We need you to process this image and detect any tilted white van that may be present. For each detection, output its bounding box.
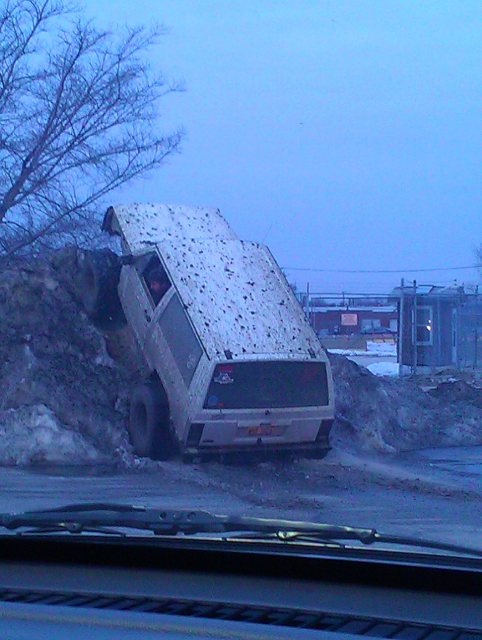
[78,204,335,461]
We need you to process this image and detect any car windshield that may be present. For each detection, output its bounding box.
[1,0,482,564]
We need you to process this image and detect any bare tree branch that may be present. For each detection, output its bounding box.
[0,0,184,254]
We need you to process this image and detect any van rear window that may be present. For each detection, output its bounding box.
[204,361,329,409]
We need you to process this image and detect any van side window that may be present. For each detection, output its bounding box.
[142,256,171,306]
[159,293,203,386]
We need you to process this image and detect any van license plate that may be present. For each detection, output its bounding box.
[248,426,273,436]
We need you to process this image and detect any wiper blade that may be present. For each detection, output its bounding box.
[0,503,231,536]
[0,503,379,538]
[1,502,482,559]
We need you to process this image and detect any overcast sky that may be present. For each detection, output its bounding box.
[85,1,482,293]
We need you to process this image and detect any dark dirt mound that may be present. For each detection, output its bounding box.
[427,379,482,407]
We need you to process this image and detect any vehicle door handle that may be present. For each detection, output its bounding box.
[144,310,151,323]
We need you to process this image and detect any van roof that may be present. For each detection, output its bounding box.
[104,203,237,252]
[104,204,325,360]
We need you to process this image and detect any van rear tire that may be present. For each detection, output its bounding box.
[128,382,177,460]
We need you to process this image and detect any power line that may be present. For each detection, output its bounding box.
[283,265,481,274]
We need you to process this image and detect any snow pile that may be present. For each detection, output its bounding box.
[367,362,399,377]
[0,404,102,465]
[328,348,366,356]
[366,341,396,356]
[328,341,396,358]
[0,250,144,467]
[329,353,482,454]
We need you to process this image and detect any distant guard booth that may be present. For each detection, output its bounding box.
[391,281,482,373]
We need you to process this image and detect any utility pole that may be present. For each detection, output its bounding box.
[412,280,418,376]
[305,283,312,327]
[399,278,404,376]
[475,285,479,369]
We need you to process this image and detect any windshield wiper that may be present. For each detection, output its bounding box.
[1,502,482,558]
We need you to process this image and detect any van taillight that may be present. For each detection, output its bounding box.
[186,423,205,446]
[316,419,333,442]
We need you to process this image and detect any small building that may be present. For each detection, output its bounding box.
[391,283,482,371]
[294,291,398,337]
[311,305,398,337]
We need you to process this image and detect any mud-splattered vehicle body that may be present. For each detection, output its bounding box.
[80,204,334,461]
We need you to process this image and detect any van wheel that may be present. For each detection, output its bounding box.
[78,249,126,329]
[128,383,177,460]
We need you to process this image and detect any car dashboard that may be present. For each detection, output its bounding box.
[0,535,481,639]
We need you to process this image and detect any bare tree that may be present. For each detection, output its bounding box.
[0,0,184,255]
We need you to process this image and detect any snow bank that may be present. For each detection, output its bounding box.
[0,405,103,465]
[0,250,144,467]
[367,362,399,377]
[328,341,396,357]
[328,352,482,454]
[366,341,396,356]
[328,348,366,356]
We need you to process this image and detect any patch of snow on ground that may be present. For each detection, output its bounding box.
[328,341,397,358]
[0,405,103,466]
[328,348,366,356]
[367,362,400,377]
[366,341,397,356]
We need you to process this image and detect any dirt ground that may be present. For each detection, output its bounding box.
[1,444,481,551]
